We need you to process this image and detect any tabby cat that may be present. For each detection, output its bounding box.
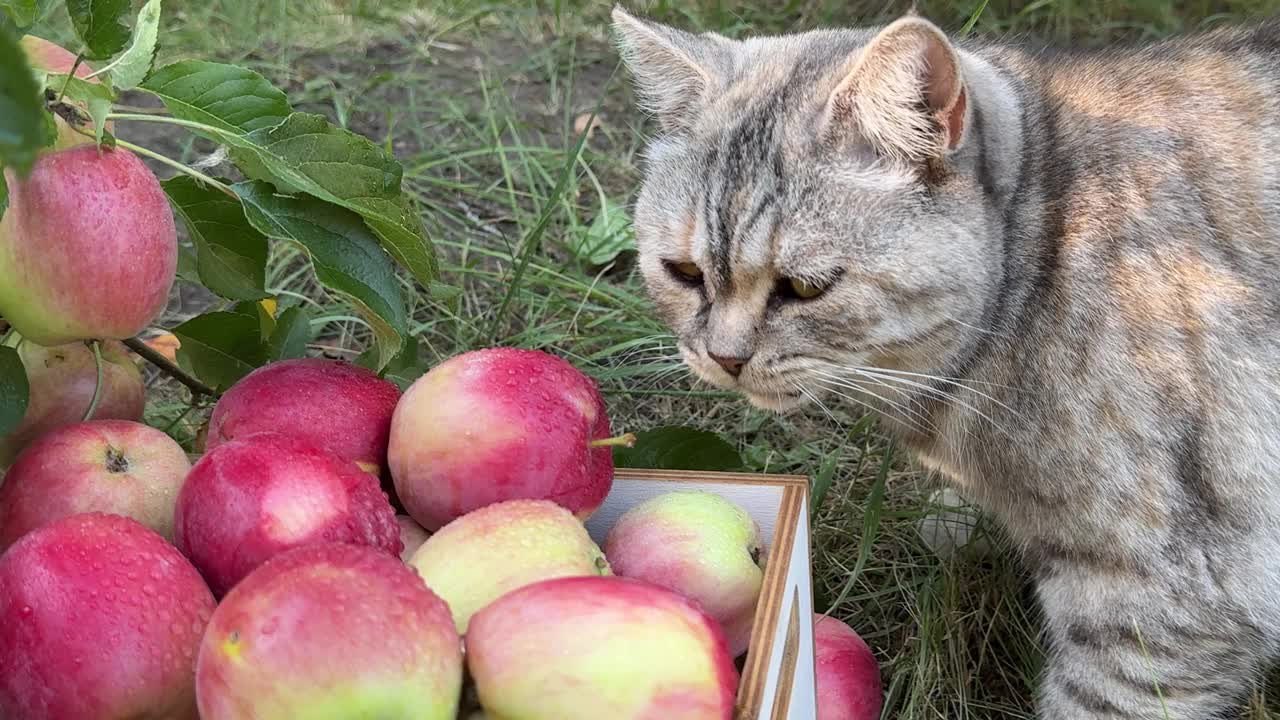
[612,6,1280,718]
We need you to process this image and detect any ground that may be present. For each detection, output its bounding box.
[26,1,1280,717]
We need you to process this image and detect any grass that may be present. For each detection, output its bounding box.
[29,0,1280,717]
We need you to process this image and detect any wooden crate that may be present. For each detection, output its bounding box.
[584,469,817,719]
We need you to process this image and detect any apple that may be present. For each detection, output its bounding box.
[604,490,764,657]
[0,144,177,346]
[173,432,402,597]
[408,499,611,633]
[388,347,618,531]
[0,512,216,720]
[396,514,429,563]
[466,576,738,720]
[813,614,883,720]
[0,339,145,468]
[19,35,115,150]
[206,358,402,476]
[196,541,463,720]
[0,419,191,551]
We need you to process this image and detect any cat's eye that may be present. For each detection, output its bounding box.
[781,276,828,300]
[664,260,704,286]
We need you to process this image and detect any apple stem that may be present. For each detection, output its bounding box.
[123,337,217,398]
[81,340,104,423]
[589,433,637,449]
[55,53,86,104]
[111,139,239,200]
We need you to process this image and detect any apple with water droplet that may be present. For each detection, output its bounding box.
[0,419,191,551]
[0,144,177,346]
[388,348,625,531]
[408,499,611,634]
[813,613,883,720]
[196,542,463,720]
[206,358,402,477]
[604,490,764,657]
[466,575,738,719]
[173,432,402,597]
[0,512,216,720]
[0,339,145,468]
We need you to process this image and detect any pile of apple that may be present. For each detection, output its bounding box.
[0,34,883,720]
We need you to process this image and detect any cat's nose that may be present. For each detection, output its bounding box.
[709,352,752,377]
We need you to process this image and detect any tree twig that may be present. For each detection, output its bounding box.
[123,337,217,397]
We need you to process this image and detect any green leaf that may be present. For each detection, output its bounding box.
[175,244,198,283]
[0,171,7,221]
[225,113,436,287]
[65,0,130,60]
[138,60,292,134]
[172,311,268,392]
[267,306,311,361]
[230,299,275,339]
[0,0,37,28]
[378,338,425,391]
[0,25,52,175]
[103,0,160,90]
[232,180,407,371]
[576,196,635,266]
[162,175,269,301]
[45,71,114,145]
[0,345,29,435]
[612,426,744,472]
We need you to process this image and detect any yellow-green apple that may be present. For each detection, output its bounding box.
[0,339,145,467]
[0,144,177,346]
[396,514,429,563]
[388,347,619,531]
[195,541,463,720]
[173,432,401,597]
[407,499,611,633]
[0,419,191,551]
[466,576,738,720]
[604,490,764,657]
[813,614,883,720]
[0,512,215,720]
[19,35,115,150]
[206,358,402,476]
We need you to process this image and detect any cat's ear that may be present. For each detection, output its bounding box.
[611,6,729,133]
[825,16,969,164]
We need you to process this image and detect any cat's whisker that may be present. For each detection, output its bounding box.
[858,366,1024,419]
[811,377,933,436]
[790,380,843,427]
[850,368,1017,439]
[809,369,939,434]
[810,373,939,436]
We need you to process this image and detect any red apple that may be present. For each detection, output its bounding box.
[0,339,145,468]
[407,499,611,633]
[0,419,191,551]
[604,490,764,658]
[813,614,883,720]
[388,348,616,531]
[396,514,429,563]
[0,144,177,346]
[196,542,463,719]
[173,432,401,597]
[19,35,115,150]
[206,358,402,476]
[0,512,216,720]
[466,576,738,719]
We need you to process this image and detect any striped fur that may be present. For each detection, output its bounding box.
[614,6,1280,717]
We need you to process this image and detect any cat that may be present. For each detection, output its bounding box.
[611,5,1280,718]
